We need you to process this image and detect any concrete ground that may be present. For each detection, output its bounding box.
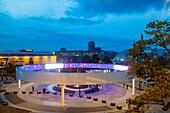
[0,106,31,113]
[0,82,132,113]
[1,78,169,113]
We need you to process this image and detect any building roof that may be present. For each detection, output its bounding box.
[112,50,128,62]
[0,52,55,56]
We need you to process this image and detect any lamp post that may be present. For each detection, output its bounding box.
[132,78,135,95]
[61,84,65,108]
[18,79,21,91]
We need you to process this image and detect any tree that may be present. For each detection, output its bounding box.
[7,57,17,74]
[91,54,101,63]
[71,56,77,63]
[127,20,170,112]
[29,58,34,64]
[81,55,91,63]
[102,56,112,64]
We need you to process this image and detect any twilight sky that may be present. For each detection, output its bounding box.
[0,0,169,52]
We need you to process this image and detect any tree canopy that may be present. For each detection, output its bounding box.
[127,20,170,112]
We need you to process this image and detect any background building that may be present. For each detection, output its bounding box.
[112,50,129,65]
[88,41,95,51]
[0,52,57,78]
[0,52,56,66]
[0,41,118,64]
[55,41,117,63]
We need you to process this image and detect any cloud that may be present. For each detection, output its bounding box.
[0,0,167,52]
[0,0,76,19]
[0,0,165,26]
[57,17,104,26]
[0,12,99,41]
[67,0,165,18]
[0,13,64,39]
[1,0,164,19]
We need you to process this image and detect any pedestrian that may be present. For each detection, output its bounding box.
[91,88,94,93]
[126,85,128,89]
[32,86,34,91]
[123,83,125,88]
[78,89,81,96]
[6,77,8,81]
[43,88,46,93]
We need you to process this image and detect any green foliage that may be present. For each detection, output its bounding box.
[101,56,112,64]
[81,55,112,64]
[91,54,101,63]
[145,20,170,52]
[6,57,18,74]
[29,58,34,64]
[81,55,91,63]
[127,20,170,112]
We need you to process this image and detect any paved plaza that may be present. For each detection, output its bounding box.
[0,77,169,113]
[0,81,132,113]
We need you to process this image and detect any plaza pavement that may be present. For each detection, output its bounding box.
[1,78,169,113]
[0,81,132,113]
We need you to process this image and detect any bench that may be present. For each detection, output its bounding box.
[93,98,98,101]
[2,102,8,106]
[110,103,116,106]
[14,91,18,94]
[29,91,33,94]
[69,93,73,97]
[87,96,91,99]
[37,92,41,94]
[79,95,83,98]
[22,91,26,94]
[53,92,57,95]
[102,100,106,103]
[4,92,9,95]
[117,106,122,110]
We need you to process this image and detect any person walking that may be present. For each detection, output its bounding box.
[123,83,125,88]
[32,86,34,91]
[126,85,128,89]
[78,89,81,96]
[43,88,46,93]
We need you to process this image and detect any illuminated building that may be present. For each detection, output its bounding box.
[0,52,57,66]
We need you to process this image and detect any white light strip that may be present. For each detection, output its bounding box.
[113,65,128,71]
[45,63,64,69]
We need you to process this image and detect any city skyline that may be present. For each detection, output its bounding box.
[0,0,169,52]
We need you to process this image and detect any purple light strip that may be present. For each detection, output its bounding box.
[17,63,129,71]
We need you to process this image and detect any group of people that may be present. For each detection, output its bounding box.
[32,86,82,96]
[1,76,9,81]
[31,86,48,93]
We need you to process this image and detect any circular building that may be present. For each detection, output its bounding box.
[16,63,129,107]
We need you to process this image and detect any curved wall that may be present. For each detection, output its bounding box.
[16,63,129,85]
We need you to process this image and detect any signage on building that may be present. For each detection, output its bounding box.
[0,58,8,68]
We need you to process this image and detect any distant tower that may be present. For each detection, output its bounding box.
[60,47,66,51]
[88,41,95,51]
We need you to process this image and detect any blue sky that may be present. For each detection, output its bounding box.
[0,0,169,52]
